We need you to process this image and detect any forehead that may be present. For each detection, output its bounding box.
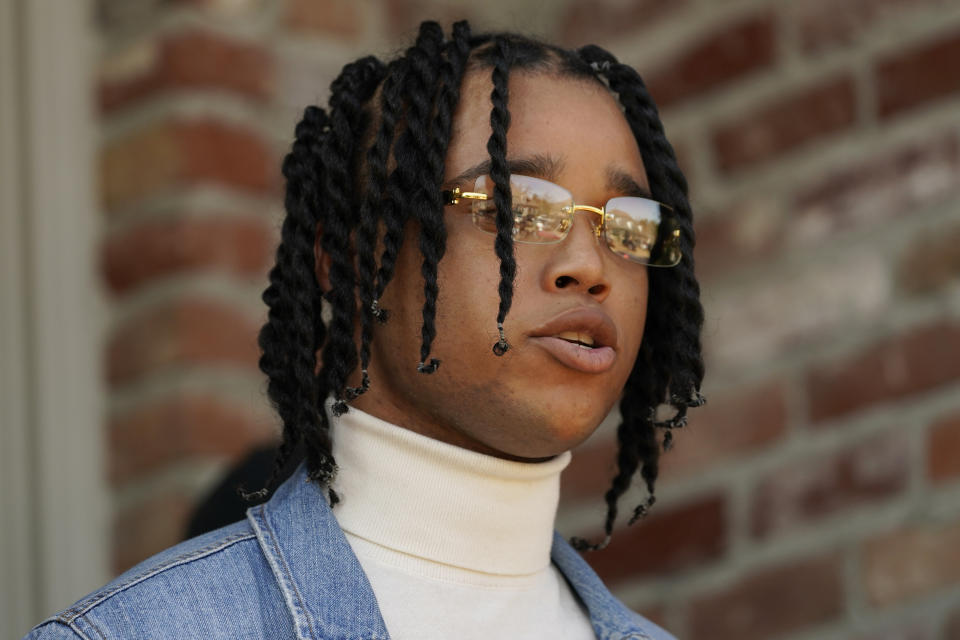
[444,71,647,190]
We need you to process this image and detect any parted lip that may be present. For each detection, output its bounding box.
[528,307,619,351]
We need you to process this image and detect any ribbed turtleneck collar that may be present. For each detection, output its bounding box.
[328,405,570,576]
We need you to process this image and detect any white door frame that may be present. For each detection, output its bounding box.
[0,0,109,635]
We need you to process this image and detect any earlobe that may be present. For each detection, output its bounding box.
[314,223,333,293]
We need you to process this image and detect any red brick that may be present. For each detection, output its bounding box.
[862,519,960,606]
[285,0,362,38]
[928,409,960,484]
[107,299,261,385]
[791,133,960,247]
[114,491,194,573]
[585,493,727,584]
[797,0,948,55]
[103,216,274,294]
[807,322,960,423]
[751,430,909,539]
[645,14,777,109]
[661,380,788,479]
[898,223,960,295]
[100,31,274,112]
[876,29,960,119]
[712,76,857,173]
[177,121,278,194]
[101,120,278,212]
[557,0,687,49]
[110,395,276,484]
[686,553,844,640]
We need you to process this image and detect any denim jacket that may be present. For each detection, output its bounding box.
[26,464,675,640]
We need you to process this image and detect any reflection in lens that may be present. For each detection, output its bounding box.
[472,175,573,243]
[604,197,661,264]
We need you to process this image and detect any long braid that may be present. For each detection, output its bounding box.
[390,22,447,374]
[320,57,385,420]
[253,105,331,499]
[487,37,516,356]
[371,60,412,319]
[412,20,473,373]
[351,59,408,400]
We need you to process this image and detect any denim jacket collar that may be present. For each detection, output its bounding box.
[248,464,659,640]
[247,464,390,640]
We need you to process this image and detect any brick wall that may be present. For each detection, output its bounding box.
[96,0,960,637]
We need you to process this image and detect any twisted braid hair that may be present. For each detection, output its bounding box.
[255,22,705,549]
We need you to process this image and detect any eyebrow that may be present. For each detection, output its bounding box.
[448,153,653,199]
[606,167,653,199]
[449,153,564,185]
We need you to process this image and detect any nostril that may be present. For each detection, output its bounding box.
[588,284,605,296]
[555,275,576,288]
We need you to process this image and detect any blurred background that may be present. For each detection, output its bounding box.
[3,0,960,638]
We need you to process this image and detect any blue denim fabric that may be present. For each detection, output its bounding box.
[25,464,675,640]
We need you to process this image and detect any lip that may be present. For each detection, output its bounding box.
[528,307,619,374]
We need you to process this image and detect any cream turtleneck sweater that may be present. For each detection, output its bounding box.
[329,406,596,640]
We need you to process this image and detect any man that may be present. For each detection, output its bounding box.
[27,20,704,640]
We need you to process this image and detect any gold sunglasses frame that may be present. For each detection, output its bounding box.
[441,178,683,267]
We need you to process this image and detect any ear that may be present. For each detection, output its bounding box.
[314,223,333,293]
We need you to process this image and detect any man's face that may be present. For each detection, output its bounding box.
[350,70,650,460]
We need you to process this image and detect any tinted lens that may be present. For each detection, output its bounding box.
[604,197,680,267]
[472,175,573,243]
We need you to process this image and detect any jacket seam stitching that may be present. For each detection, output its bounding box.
[82,616,107,640]
[57,531,256,622]
[253,504,319,640]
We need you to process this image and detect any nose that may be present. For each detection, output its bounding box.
[542,211,610,301]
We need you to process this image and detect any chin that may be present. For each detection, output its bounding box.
[501,409,606,460]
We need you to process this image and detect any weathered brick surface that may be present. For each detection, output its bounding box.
[876,29,960,119]
[107,299,262,385]
[110,395,276,484]
[712,75,857,173]
[100,31,274,112]
[586,493,727,584]
[807,322,960,424]
[862,519,960,607]
[113,491,194,574]
[693,199,784,280]
[897,223,960,295]
[558,0,685,47]
[685,553,844,640]
[101,120,278,211]
[790,133,960,248]
[751,430,910,539]
[285,0,362,37]
[927,409,960,484]
[705,250,891,370]
[645,14,777,109]
[102,216,274,294]
[660,380,788,479]
[795,0,948,54]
